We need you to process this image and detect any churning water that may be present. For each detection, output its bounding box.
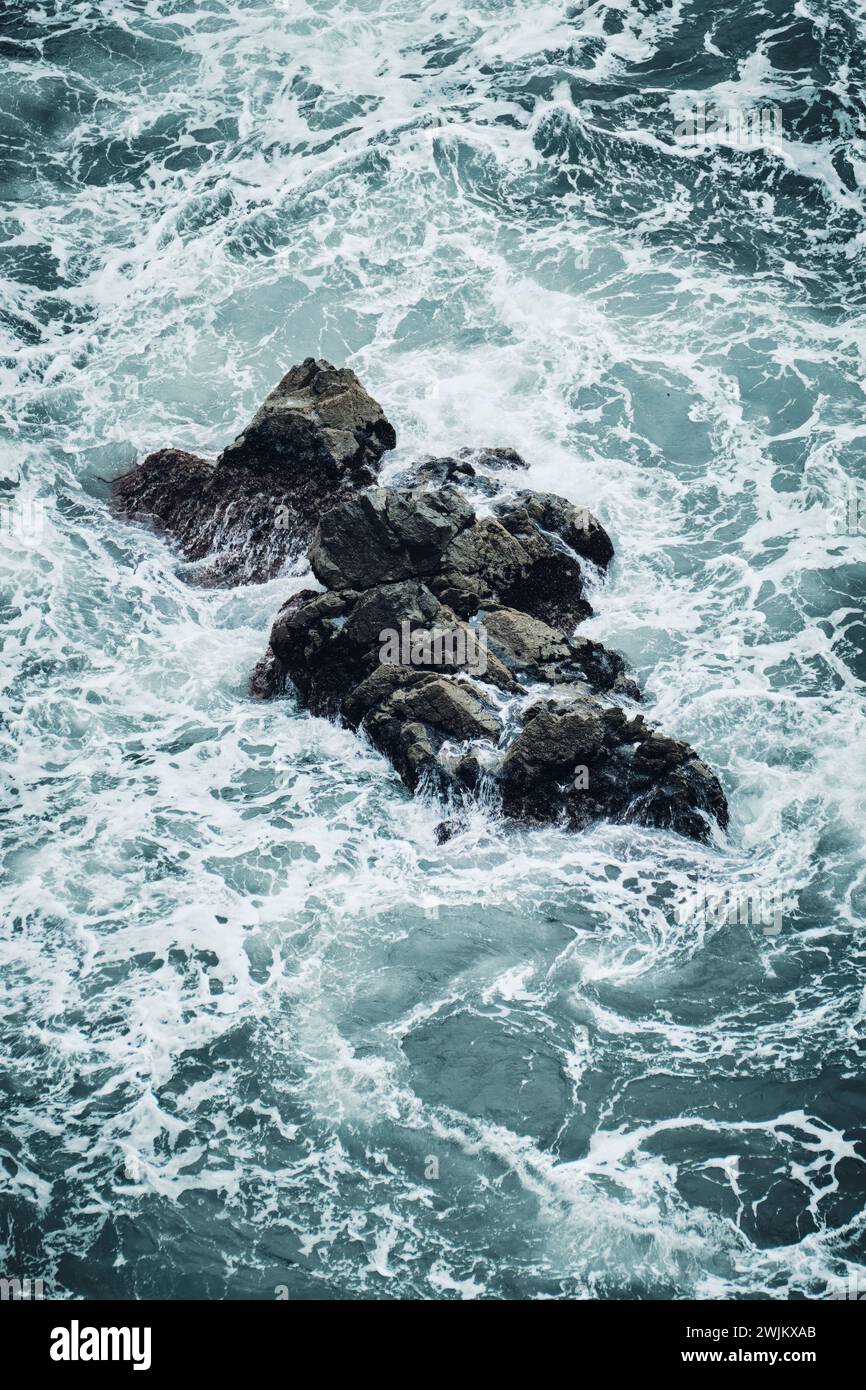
[1,0,865,1300]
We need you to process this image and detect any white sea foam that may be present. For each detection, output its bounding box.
[0,0,864,1300]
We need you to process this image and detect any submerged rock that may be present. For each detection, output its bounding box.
[393,446,527,496]
[111,358,395,586]
[112,360,728,842]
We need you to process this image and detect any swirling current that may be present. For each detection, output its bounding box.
[0,0,865,1300]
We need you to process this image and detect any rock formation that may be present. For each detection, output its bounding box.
[113,359,728,842]
[111,358,395,586]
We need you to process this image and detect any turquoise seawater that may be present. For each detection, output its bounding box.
[0,0,864,1299]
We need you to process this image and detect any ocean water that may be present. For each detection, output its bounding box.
[1,0,865,1301]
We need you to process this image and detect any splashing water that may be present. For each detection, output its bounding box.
[1,0,864,1299]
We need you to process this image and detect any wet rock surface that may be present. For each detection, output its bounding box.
[114,361,727,841]
[493,491,615,571]
[111,358,396,587]
[500,698,729,840]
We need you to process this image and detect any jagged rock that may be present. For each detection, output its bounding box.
[481,607,639,697]
[268,584,376,717]
[458,446,526,472]
[493,491,614,570]
[247,471,729,838]
[111,359,395,586]
[483,607,571,673]
[435,517,530,604]
[434,819,460,844]
[364,675,501,791]
[219,357,394,477]
[249,645,286,701]
[394,676,500,742]
[262,575,520,719]
[395,446,527,495]
[308,486,474,590]
[500,698,728,839]
[442,513,592,631]
[249,485,728,838]
[567,637,642,700]
[342,662,435,728]
[310,485,595,631]
[109,359,727,843]
[393,454,495,496]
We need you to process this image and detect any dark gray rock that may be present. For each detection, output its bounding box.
[262,574,520,720]
[109,360,726,843]
[251,469,726,840]
[111,359,395,587]
[457,446,526,471]
[500,698,728,839]
[308,486,474,590]
[364,675,501,791]
[219,357,395,478]
[434,819,460,844]
[437,512,591,632]
[307,483,596,631]
[494,491,614,570]
[342,662,434,729]
[481,606,638,696]
[483,607,572,675]
[395,446,527,495]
